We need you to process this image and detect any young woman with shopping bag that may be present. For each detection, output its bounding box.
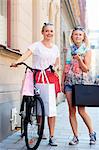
[11,22,61,146]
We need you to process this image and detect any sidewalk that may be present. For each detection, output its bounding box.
[0,100,99,150]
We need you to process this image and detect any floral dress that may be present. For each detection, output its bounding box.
[64,43,91,86]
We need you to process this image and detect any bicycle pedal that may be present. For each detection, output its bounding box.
[19,112,23,116]
[19,112,25,118]
[21,133,25,138]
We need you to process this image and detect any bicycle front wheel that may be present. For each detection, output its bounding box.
[24,96,45,150]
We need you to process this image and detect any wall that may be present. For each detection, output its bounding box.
[0,48,23,140]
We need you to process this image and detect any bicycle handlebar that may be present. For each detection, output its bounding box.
[16,62,36,72]
[16,62,55,73]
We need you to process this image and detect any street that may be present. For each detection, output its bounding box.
[0,100,99,150]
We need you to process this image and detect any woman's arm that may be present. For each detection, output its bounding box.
[54,57,61,71]
[11,49,32,67]
[73,50,91,72]
[61,53,67,92]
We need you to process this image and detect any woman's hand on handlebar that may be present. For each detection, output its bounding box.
[10,62,18,67]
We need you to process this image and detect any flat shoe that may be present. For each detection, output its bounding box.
[42,134,47,140]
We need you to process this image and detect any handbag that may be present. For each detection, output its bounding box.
[21,69,34,96]
[72,84,99,107]
[72,70,99,107]
[36,71,56,117]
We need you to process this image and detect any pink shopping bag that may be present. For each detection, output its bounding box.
[21,70,34,96]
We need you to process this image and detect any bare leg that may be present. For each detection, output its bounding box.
[48,116,58,146]
[78,107,94,133]
[47,116,56,137]
[37,116,47,139]
[66,91,78,137]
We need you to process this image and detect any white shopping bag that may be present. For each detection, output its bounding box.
[21,70,34,96]
[36,71,56,117]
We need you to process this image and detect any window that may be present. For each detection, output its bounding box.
[0,0,7,46]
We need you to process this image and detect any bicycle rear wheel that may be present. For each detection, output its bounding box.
[24,96,45,150]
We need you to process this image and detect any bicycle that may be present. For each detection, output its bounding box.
[17,62,46,150]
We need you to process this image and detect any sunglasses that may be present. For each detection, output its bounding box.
[73,27,85,31]
[44,22,53,26]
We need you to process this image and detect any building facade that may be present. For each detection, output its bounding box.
[0,0,86,140]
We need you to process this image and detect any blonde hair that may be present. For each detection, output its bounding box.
[69,28,90,48]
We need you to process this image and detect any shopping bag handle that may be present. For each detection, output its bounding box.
[43,71,49,83]
[37,70,49,84]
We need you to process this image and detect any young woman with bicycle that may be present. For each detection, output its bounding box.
[11,22,61,147]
